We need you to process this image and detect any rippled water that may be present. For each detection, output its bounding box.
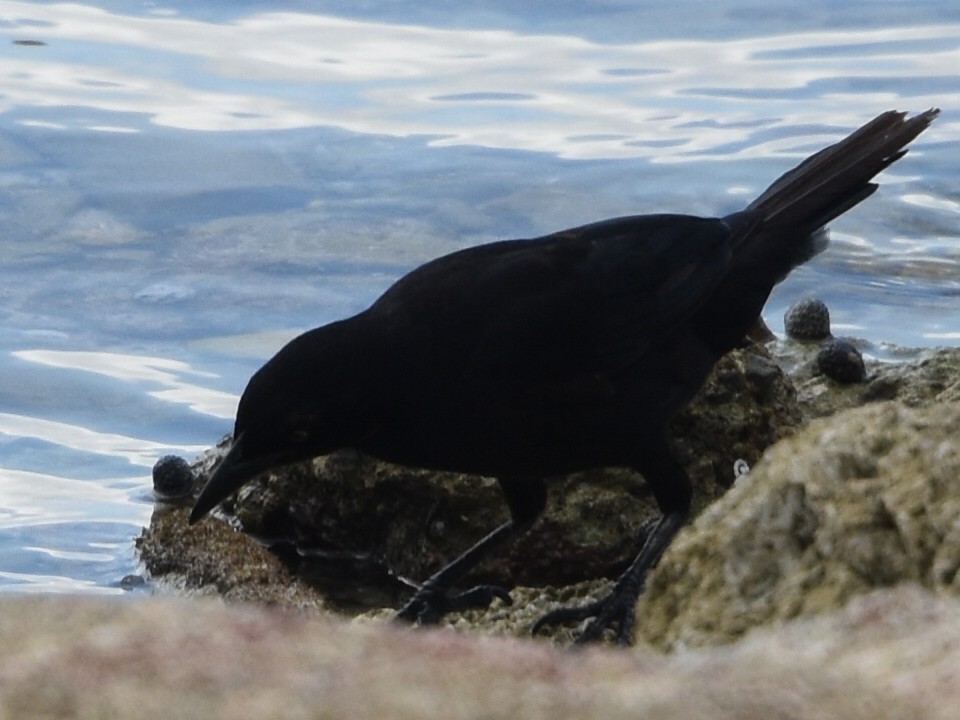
[0,1,958,594]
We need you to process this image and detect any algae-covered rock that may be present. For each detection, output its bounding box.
[635,400,960,650]
[136,507,330,611]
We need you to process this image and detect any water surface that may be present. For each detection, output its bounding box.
[0,0,958,593]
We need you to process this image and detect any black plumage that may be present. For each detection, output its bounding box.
[190,109,938,643]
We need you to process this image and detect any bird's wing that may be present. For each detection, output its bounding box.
[375,213,736,382]
[569,214,736,371]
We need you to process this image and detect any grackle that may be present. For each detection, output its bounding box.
[190,109,938,644]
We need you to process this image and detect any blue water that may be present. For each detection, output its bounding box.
[0,0,958,594]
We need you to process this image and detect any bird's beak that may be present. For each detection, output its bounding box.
[189,432,271,524]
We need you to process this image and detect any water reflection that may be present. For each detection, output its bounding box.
[13,350,237,419]
[0,569,125,594]
[0,467,141,527]
[0,348,227,590]
[1,3,955,158]
[903,194,960,215]
[0,412,205,468]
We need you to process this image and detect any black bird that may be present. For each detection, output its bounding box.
[190,109,938,644]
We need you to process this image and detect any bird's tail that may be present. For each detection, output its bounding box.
[747,108,940,240]
[701,109,938,353]
[725,108,939,280]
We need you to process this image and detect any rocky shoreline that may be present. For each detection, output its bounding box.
[3,335,960,717]
[136,340,960,641]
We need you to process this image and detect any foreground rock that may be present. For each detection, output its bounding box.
[0,587,958,720]
[636,400,960,649]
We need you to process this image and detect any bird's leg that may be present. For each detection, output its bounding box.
[395,477,546,625]
[532,511,687,644]
[394,520,518,624]
[532,443,691,645]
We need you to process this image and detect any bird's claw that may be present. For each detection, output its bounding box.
[395,583,513,625]
[532,593,636,646]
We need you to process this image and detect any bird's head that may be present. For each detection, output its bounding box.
[189,320,377,524]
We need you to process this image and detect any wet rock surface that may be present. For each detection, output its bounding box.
[136,507,330,611]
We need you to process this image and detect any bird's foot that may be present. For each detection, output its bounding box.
[534,511,687,645]
[394,581,513,625]
[532,586,637,646]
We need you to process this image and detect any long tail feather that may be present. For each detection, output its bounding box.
[748,109,940,233]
